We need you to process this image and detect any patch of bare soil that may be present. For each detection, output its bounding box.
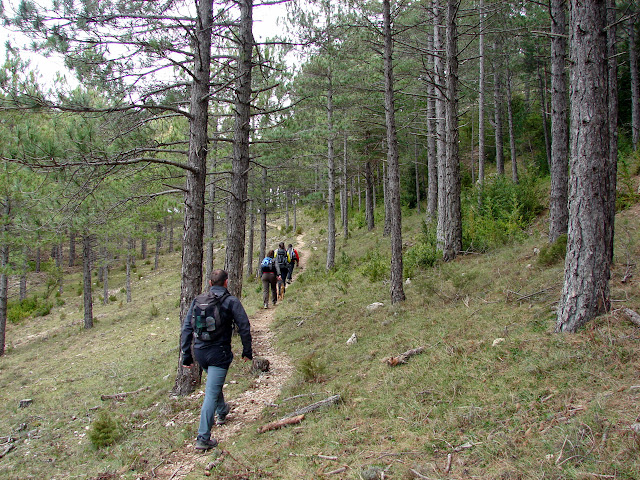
[149,236,308,480]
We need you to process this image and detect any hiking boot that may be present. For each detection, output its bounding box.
[195,437,218,450]
[216,403,231,425]
[263,303,268,309]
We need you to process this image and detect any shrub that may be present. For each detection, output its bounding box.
[538,234,567,266]
[358,249,388,283]
[150,304,159,317]
[297,354,326,383]
[295,226,303,235]
[109,295,117,302]
[404,222,439,277]
[89,411,122,449]
[7,297,53,324]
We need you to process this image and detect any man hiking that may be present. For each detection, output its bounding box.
[180,269,253,450]
[275,242,290,295]
[286,243,299,284]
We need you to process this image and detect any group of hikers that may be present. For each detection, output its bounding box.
[259,242,300,309]
[179,241,301,450]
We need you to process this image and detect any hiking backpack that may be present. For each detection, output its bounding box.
[275,249,290,269]
[191,291,230,341]
[260,256,274,273]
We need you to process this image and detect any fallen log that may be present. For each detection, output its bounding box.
[101,386,149,401]
[384,346,426,366]
[283,394,341,419]
[0,443,15,459]
[621,308,640,327]
[257,414,304,434]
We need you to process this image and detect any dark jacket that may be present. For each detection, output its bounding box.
[180,285,253,369]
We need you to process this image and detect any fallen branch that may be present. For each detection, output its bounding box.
[0,443,15,459]
[100,386,149,401]
[384,346,426,366]
[205,449,228,472]
[283,394,341,418]
[324,466,347,475]
[257,414,304,434]
[621,308,640,327]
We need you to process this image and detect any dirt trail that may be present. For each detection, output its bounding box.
[151,236,308,479]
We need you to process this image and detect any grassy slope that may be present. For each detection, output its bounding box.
[1,201,640,480]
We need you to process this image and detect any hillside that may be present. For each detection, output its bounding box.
[1,201,640,480]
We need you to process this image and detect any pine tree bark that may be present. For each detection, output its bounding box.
[174,0,214,396]
[365,161,375,231]
[205,140,217,283]
[440,0,462,261]
[0,198,9,356]
[247,201,255,277]
[556,0,616,332]
[629,8,640,151]
[82,233,94,329]
[477,0,486,188]
[69,231,76,267]
[506,63,518,183]
[326,74,336,271]
[225,0,254,296]
[342,131,349,240]
[434,0,447,249]
[383,0,406,304]
[426,22,438,219]
[126,238,132,303]
[549,0,569,243]
[492,37,504,176]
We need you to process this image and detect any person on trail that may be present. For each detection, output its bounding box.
[274,242,290,294]
[286,243,299,284]
[260,249,280,309]
[180,269,253,451]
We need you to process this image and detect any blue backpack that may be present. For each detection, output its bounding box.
[261,256,274,273]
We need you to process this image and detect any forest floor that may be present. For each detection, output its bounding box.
[151,235,308,480]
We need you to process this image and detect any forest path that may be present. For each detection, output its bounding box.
[151,234,308,479]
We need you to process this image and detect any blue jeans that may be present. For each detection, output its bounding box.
[197,365,228,441]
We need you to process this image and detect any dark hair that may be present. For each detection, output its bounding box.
[288,244,293,248]
[210,269,228,286]
[279,242,285,249]
[267,249,274,258]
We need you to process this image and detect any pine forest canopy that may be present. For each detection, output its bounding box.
[0,0,633,359]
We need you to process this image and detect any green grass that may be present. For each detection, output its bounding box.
[2,202,640,479]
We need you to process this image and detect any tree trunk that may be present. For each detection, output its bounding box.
[285,190,290,230]
[225,0,253,297]
[492,37,504,176]
[247,201,255,277]
[426,17,438,220]
[556,0,615,332]
[549,0,569,243]
[630,7,640,151]
[173,0,214,396]
[141,237,147,260]
[382,158,390,237]
[205,140,216,283]
[440,0,462,261]
[538,62,552,171]
[20,246,27,301]
[102,245,109,306]
[383,0,406,304]
[154,223,162,270]
[0,199,9,356]
[365,161,375,231]
[478,0,486,187]
[414,136,421,213]
[82,233,94,329]
[260,167,267,266]
[342,131,349,240]
[506,62,518,183]
[69,231,76,267]
[605,0,618,275]
[434,0,447,250]
[126,237,132,303]
[326,73,336,271]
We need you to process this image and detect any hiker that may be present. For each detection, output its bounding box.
[286,243,299,284]
[275,242,290,294]
[180,269,253,451]
[260,249,279,309]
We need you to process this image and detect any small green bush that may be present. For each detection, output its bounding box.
[7,297,53,324]
[295,226,303,235]
[108,295,117,302]
[538,234,567,266]
[150,304,159,317]
[358,249,388,283]
[404,222,439,277]
[89,411,122,449]
[297,354,326,383]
